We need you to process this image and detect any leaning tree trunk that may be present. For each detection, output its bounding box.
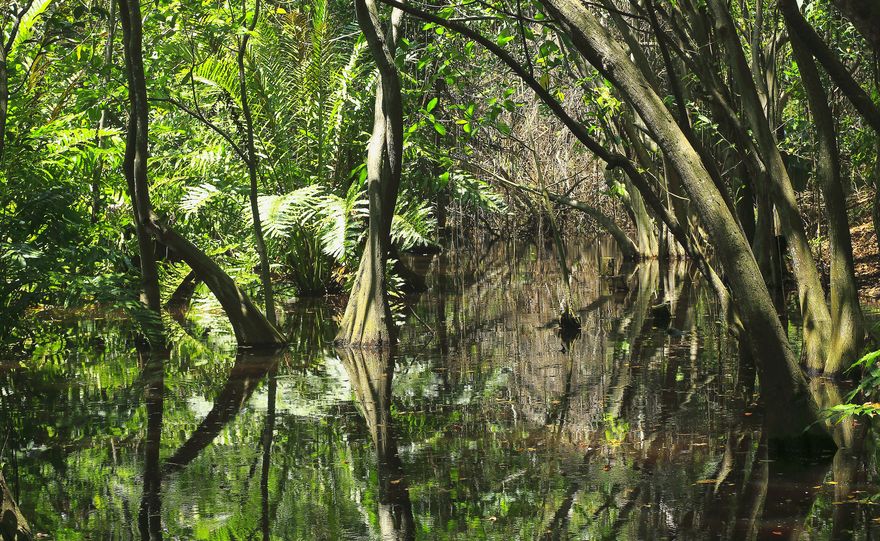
[117,0,283,347]
[540,0,820,438]
[336,0,404,347]
[1,471,32,541]
[706,0,833,371]
[788,23,864,374]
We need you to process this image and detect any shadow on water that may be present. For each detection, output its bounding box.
[2,239,880,539]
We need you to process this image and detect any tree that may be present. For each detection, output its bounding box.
[335,0,405,347]
[115,0,283,347]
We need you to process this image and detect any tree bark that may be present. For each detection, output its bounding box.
[146,219,284,346]
[1,471,32,541]
[118,0,163,344]
[336,0,404,347]
[540,0,820,438]
[788,24,864,374]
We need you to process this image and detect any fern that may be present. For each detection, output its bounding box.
[391,199,437,251]
[7,0,54,62]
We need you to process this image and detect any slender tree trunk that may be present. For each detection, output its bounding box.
[0,52,8,162]
[540,0,820,438]
[789,26,864,374]
[117,0,163,332]
[336,0,404,347]
[92,0,116,223]
[617,116,659,258]
[237,0,276,327]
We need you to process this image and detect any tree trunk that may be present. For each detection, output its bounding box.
[540,0,820,438]
[117,0,283,347]
[1,471,32,541]
[788,25,864,374]
[146,219,284,346]
[336,0,404,347]
[238,0,277,328]
[706,0,833,371]
[0,53,8,162]
[118,0,163,345]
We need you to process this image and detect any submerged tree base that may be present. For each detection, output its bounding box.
[146,216,285,348]
[1,471,32,541]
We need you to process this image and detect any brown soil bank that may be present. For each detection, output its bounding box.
[852,221,880,301]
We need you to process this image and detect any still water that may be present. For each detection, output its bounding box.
[2,241,879,539]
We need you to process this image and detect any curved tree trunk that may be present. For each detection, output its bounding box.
[145,219,285,346]
[788,22,864,374]
[336,0,404,347]
[117,0,283,348]
[540,0,820,438]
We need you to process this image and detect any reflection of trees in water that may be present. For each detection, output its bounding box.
[138,352,163,540]
[339,348,415,541]
[5,241,880,538]
[404,242,878,538]
[133,351,281,538]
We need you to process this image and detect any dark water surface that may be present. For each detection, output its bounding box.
[3,241,880,539]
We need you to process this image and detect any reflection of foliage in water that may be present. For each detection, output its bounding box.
[2,242,880,538]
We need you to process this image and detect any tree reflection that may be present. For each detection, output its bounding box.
[338,348,415,540]
[137,352,164,540]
